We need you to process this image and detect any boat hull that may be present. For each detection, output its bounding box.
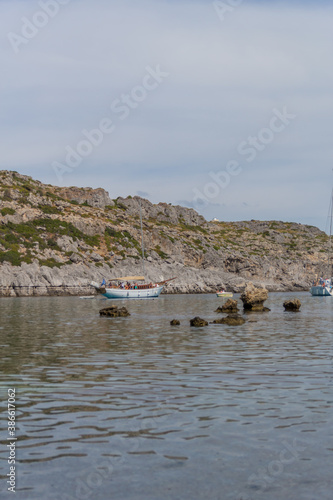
[216,292,233,297]
[102,285,164,299]
[310,285,333,297]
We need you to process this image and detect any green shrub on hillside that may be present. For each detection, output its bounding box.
[38,205,61,215]
[179,223,208,234]
[31,219,100,247]
[1,219,100,251]
[154,245,168,259]
[1,207,15,216]
[0,250,21,266]
[47,238,61,251]
[38,258,63,268]
[104,227,140,252]
[111,199,127,210]
[2,190,12,201]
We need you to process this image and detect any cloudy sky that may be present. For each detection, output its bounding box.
[1,0,333,231]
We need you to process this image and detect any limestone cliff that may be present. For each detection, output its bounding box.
[0,170,329,296]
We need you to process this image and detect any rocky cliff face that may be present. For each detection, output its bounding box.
[0,170,330,296]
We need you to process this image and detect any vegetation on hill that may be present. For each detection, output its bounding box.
[0,170,329,289]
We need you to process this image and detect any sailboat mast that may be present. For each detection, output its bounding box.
[329,188,333,279]
[139,199,146,277]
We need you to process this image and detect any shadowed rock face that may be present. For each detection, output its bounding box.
[116,196,205,227]
[99,306,130,317]
[216,299,239,314]
[211,314,245,326]
[170,319,180,325]
[190,317,208,327]
[283,299,301,311]
[57,187,113,208]
[240,282,269,311]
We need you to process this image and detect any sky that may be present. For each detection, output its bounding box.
[1,0,333,231]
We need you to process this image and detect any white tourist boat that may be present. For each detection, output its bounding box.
[310,279,333,296]
[310,186,333,297]
[91,276,172,299]
[91,199,176,299]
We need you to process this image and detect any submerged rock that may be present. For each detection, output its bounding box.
[211,314,245,326]
[99,305,130,317]
[215,299,239,314]
[190,317,208,327]
[244,306,271,313]
[170,319,180,325]
[240,282,269,311]
[283,299,301,311]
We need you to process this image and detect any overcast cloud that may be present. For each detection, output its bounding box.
[1,0,333,230]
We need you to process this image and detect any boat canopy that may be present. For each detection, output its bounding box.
[113,276,145,281]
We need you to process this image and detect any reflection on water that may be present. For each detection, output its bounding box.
[0,293,332,499]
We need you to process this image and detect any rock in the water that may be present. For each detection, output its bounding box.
[244,306,271,313]
[190,316,208,327]
[212,314,245,326]
[99,305,130,317]
[240,282,269,311]
[283,299,301,311]
[170,319,180,325]
[215,299,239,314]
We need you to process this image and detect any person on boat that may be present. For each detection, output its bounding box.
[101,278,106,286]
[134,282,138,289]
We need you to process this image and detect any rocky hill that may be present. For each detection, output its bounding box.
[0,170,330,296]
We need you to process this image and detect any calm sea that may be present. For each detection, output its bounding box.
[0,293,332,500]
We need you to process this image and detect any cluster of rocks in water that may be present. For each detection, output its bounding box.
[98,283,302,327]
[99,305,130,317]
[211,314,245,326]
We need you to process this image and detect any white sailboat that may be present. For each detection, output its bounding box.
[310,187,333,296]
[91,276,168,299]
[310,279,332,296]
[91,199,175,299]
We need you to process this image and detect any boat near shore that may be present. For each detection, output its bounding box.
[216,290,233,298]
[310,279,333,296]
[91,276,175,299]
[91,199,176,299]
[310,186,333,297]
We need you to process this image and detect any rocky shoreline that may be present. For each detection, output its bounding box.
[0,260,310,297]
[0,170,329,297]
